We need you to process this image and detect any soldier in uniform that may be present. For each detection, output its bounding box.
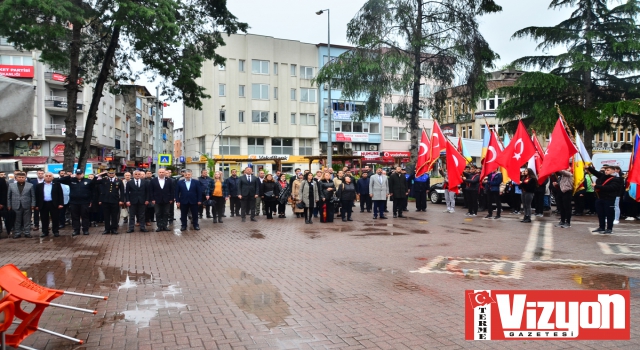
[59,169,97,236]
[97,168,125,234]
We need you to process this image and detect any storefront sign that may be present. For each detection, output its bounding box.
[441,123,456,137]
[248,154,290,161]
[14,141,43,156]
[381,151,410,162]
[52,100,83,110]
[353,151,381,159]
[0,65,34,78]
[475,111,497,118]
[52,143,65,156]
[336,133,369,142]
[333,111,353,121]
[126,161,135,167]
[51,73,66,82]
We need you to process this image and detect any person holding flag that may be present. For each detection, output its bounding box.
[484,168,503,219]
[415,129,432,177]
[552,168,574,228]
[587,164,623,234]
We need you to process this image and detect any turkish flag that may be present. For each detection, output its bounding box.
[415,129,431,177]
[479,130,502,183]
[538,118,578,179]
[495,121,536,184]
[427,120,444,172]
[532,131,545,160]
[446,139,467,193]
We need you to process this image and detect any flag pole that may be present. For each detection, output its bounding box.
[555,104,576,141]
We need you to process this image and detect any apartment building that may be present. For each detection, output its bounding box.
[120,85,154,169]
[1,37,117,170]
[173,127,183,166]
[161,117,174,159]
[183,34,320,175]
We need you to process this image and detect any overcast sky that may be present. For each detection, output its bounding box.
[141,0,573,128]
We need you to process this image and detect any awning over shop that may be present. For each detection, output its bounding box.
[52,156,102,163]
[2,156,49,166]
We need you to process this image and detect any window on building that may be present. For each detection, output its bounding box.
[273,87,278,99]
[219,84,226,96]
[353,122,363,133]
[239,59,245,72]
[102,124,107,136]
[369,123,380,134]
[341,121,352,132]
[251,59,269,74]
[136,112,142,124]
[300,88,317,103]
[272,138,293,154]
[273,112,278,124]
[612,129,618,142]
[290,64,297,76]
[300,113,315,125]
[239,85,245,97]
[218,64,225,70]
[291,113,296,124]
[384,127,409,140]
[252,84,269,100]
[619,129,625,142]
[239,111,245,123]
[136,98,142,110]
[219,110,226,122]
[462,127,467,139]
[299,139,313,155]
[301,66,314,79]
[384,103,396,116]
[251,110,269,123]
[0,55,32,65]
[273,63,278,75]
[627,129,632,143]
[468,126,473,139]
[110,127,114,138]
[0,37,11,46]
[248,138,265,154]
[333,121,342,132]
[219,136,240,155]
[290,89,296,100]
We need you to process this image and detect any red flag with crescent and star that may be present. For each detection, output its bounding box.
[495,121,536,184]
[445,139,467,194]
[538,118,578,180]
[479,130,502,185]
[426,120,444,172]
[415,129,431,177]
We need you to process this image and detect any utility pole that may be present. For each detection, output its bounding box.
[154,86,160,172]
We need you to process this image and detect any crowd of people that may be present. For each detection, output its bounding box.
[0,162,632,238]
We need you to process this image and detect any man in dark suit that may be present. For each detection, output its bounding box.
[0,175,7,237]
[34,172,64,237]
[238,167,260,222]
[150,168,175,232]
[175,169,202,231]
[97,168,125,234]
[30,170,45,232]
[125,170,149,233]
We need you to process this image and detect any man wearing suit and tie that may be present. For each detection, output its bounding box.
[34,172,64,238]
[238,167,260,222]
[7,172,36,238]
[125,170,149,233]
[175,169,202,231]
[149,168,175,232]
[369,167,390,220]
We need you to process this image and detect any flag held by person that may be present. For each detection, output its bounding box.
[479,129,502,183]
[627,134,640,201]
[538,118,578,180]
[426,120,444,172]
[445,139,467,194]
[575,133,592,165]
[415,129,431,177]
[458,137,472,163]
[495,121,536,184]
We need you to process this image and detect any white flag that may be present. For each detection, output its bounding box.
[575,133,592,164]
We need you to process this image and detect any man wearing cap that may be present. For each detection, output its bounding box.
[97,168,125,234]
[59,169,97,236]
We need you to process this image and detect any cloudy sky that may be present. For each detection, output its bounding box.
[143,0,573,127]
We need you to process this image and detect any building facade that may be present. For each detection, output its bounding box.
[173,127,183,166]
[183,34,320,175]
[161,117,174,159]
[120,85,154,170]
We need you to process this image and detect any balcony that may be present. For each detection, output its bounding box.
[45,124,65,136]
[115,129,122,139]
[45,96,83,115]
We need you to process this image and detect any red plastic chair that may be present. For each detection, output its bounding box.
[0,264,107,349]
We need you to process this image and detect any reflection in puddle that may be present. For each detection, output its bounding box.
[120,284,187,328]
[573,273,630,290]
[351,232,407,237]
[118,275,138,291]
[227,268,290,328]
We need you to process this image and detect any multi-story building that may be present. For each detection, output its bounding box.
[173,127,183,166]
[161,117,174,159]
[317,44,382,167]
[184,34,320,175]
[1,37,117,170]
[120,85,154,170]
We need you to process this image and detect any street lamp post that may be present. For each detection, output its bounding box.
[317,9,332,170]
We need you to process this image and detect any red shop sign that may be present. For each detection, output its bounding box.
[0,65,34,78]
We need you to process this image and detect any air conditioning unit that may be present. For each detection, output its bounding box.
[344,142,353,149]
[324,107,330,115]
[369,145,378,151]
[603,142,610,148]
[613,142,621,149]
[323,84,329,90]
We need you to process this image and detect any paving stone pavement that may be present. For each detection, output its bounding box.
[1,206,640,349]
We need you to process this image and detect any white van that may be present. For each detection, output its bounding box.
[591,152,632,172]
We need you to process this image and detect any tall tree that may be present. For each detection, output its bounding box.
[314,0,501,168]
[0,0,247,170]
[497,0,640,154]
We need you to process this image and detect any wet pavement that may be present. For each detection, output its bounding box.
[1,206,640,349]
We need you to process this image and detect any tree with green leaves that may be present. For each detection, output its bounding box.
[497,0,640,154]
[0,0,247,170]
[314,0,501,168]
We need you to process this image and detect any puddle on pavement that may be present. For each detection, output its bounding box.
[249,229,265,239]
[573,272,632,290]
[364,223,399,227]
[412,229,430,234]
[227,268,291,328]
[351,232,407,237]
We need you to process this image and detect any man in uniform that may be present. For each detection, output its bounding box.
[98,168,125,234]
[59,169,96,236]
[411,171,430,212]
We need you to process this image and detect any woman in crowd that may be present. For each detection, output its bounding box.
[291,173,305,218]
[298,172,319,224]
[210,171,228,224]
[313,170,324,218]
[336,175,356,221]
[318,172,337,223]
[520,168,538,223]
[277,174,289,218]
[260,174,280,220]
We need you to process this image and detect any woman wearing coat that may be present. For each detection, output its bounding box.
[260,174,281,220]
[298,172,320,224]
[318,172,337,223]
[277,174,289,218]
[336,175,357,221]
[291,173,305,218]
